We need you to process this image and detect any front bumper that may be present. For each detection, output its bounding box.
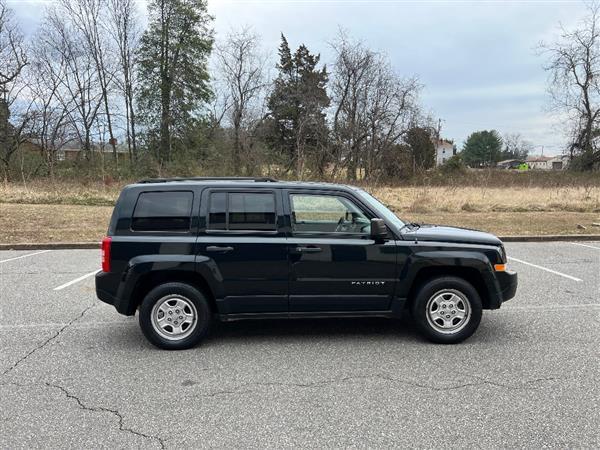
[496,270,518,303]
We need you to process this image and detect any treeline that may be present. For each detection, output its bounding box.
[2,0,598,183]
[0,0,437,182]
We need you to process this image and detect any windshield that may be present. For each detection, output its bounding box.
[356,189,405,230]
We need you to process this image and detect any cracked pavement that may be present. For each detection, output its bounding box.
[0,244,599,448]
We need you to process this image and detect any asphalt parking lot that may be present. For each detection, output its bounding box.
[0,242,598,449]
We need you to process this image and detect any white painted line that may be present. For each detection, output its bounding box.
[571,242,600,251]
[53,270,100,291]
[507,257,583,282]
[0,250,51,264]
[0,320,132,330]
[502,304,599,311]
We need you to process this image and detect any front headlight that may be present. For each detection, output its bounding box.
[499,245,507,263]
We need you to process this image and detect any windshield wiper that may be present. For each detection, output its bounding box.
[400,222,421,232]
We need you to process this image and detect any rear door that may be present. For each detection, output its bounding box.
[196,188,288,314]
[285,190,397,312]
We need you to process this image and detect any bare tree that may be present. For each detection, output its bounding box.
[329,33,376,178]
[502,133,532,160]
[106,0,141,161]
[58,0,119,160]
[0,79,35,181]
[0,0,28,180]
[215,27,267,172]
[38,8,104,161]
[540,2,600,170]
[26,39,74,178]
[0,1,27,91]
[330,31,421,180]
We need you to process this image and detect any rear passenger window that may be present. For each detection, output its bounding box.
[132,191,193,232]
[208,192,276,231]
[208,192,226,230]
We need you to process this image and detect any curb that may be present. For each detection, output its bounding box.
[1,235,599,250]
[498,234,600,242]
[0,242,99,250]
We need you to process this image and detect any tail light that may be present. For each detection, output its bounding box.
[101,236,112,272]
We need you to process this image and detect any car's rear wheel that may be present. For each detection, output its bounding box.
[139,282,211,350]
[411,276,482,344]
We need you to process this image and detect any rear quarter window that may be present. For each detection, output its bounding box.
[131,191,193,232]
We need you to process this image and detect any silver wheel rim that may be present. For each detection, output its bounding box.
[151,295,198,341]
[425,289,471,335]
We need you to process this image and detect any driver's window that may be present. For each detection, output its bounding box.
[290,194,370,235]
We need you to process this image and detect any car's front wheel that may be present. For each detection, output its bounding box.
[139,282,212,350]
[411,276,482,344]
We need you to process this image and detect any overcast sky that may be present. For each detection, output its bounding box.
[7,0,590,155]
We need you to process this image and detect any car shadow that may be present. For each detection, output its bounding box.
[103,313,504,350]
[207,316,417,343]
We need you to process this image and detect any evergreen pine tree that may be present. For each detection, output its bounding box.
[137,0,213,163]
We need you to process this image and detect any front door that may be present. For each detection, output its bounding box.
[196,188,288,314]
[286,191,397,312]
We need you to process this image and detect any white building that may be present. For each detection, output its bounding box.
[526,155,570,170]
[434,139,455,166]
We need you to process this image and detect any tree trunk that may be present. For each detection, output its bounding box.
[0,98,9,177]
[233,112,242,172]
[160,80,171,163]
[127,85,138,161]
[101,82,118,161]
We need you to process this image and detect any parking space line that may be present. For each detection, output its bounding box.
[503,303,599,311]
[0,250,51,264]
[571,242,600,250]
[53,270,100,291]
[0,321,130,330]
[507,256,583,282]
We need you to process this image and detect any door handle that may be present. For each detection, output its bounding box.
[293,246,322,254]
[205,246,234,253]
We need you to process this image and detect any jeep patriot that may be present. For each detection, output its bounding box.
[95,177,518,349]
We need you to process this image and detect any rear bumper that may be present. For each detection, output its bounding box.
[97,286,118,306]
[95,271,136,316]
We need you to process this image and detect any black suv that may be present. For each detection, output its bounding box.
[96,177,517,349]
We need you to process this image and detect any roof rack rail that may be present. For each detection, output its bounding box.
[137,176,279,184]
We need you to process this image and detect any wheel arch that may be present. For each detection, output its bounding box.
[130,270,218,314]
[405,266,491,309]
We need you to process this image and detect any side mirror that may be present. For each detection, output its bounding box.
[370,218,387,241]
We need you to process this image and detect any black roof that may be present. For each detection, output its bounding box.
[133,176,358,192]
[137,176,279,184]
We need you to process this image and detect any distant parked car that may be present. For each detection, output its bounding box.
[497,159,525,169]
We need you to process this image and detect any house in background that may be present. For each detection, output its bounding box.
[526,155,553,170]
[434,139,455,166]
[60,144,129,160]
[526,155,570,170]
[548,154,571,170]
[21,138,129,161]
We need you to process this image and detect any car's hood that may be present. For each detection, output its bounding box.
[403,224,502,246]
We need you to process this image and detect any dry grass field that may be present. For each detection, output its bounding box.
[1,181,599,244]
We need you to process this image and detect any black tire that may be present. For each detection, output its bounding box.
[139,282,212,350]
[410,276,482,344]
